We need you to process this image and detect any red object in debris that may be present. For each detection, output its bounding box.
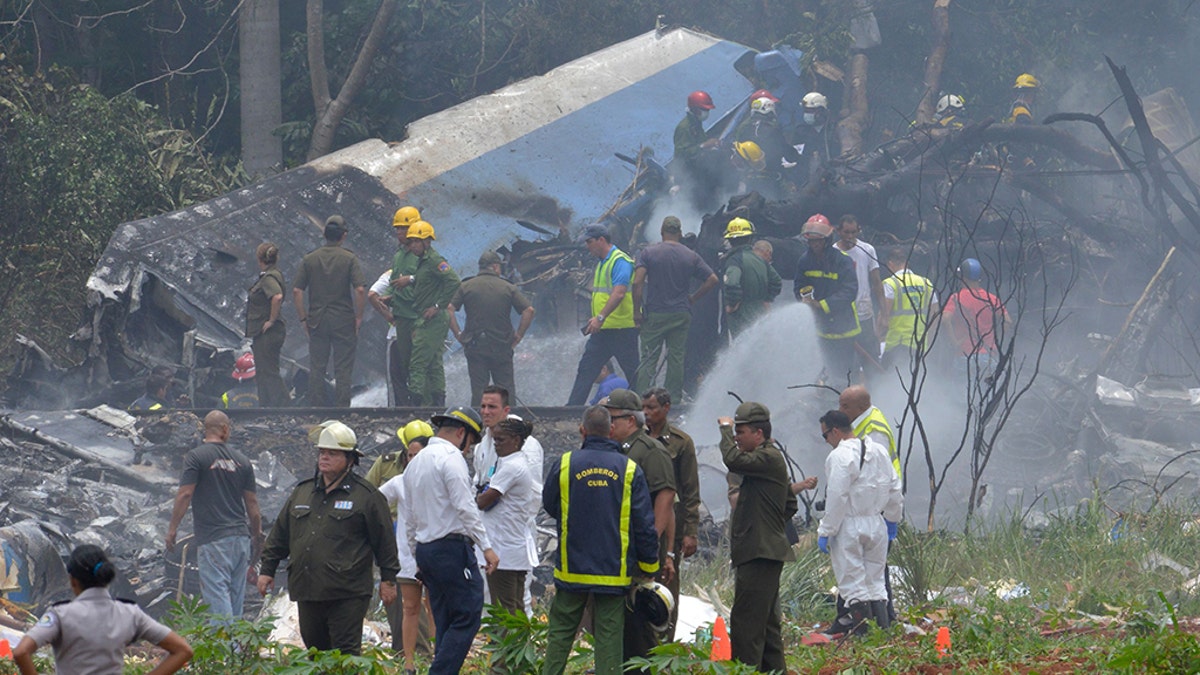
[710,616,731,661]
[800,632,832,646]
[936,626,951,657]
[0,639,11,659]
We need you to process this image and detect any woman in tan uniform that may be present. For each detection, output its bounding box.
[13,545,192,675]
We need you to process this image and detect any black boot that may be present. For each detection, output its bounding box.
[823,601,871,638]
[871,600,892,631]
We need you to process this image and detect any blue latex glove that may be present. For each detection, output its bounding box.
[886,521,898,540]
[817,536,829,554]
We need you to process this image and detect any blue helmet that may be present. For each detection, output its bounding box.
[958,258,983,282]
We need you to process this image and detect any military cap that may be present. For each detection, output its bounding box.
[478,250,503,267]
[601,388,641,412]
[734,401,770,424]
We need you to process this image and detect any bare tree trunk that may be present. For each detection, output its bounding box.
[915,0,952,125]
[240,0,282,175]
[306,0,399,161]
[837,51,869,158]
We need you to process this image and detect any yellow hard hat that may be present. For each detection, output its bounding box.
[396,419,434,446]
[407,221,436,240]
[724,217,755,239]
[1013,73,1039,89]
[734,141,766,170]
[393,206,421,228]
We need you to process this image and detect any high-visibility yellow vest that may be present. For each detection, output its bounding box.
[591,248,635,329]
[883,270,934,351]
[854,407,900,479]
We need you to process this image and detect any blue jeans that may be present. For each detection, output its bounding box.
[197,535,251,618]
[415,536,484,675]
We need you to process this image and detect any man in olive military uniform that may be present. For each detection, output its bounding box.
[383,206,423,406]
[448,250,536,405]
[257,421,400,655]
[641,387,701,640]
[718,402,797,673]
[292,216,366,407]
[721,218,781,339]
[404,221,460,407]
[601,389,676,669]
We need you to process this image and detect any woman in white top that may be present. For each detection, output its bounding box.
[379,433,431,675]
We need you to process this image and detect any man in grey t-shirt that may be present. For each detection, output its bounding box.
[166,410,262,617]
[632,216,719,402]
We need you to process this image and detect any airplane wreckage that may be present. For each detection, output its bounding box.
[3,25,1200,630]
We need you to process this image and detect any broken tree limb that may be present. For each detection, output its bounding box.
[915,0,953,125]
[1095,246,1178,385]
[837,51,870,158]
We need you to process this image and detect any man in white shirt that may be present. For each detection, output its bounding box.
[473,385,545,607]
[835,215,884,377]
[402,406,498,675]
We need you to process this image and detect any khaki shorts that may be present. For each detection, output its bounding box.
[397,576,421,586]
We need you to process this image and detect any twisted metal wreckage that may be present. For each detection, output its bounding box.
[2,26,1200,640]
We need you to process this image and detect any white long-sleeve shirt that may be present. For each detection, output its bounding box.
[402,436,492,556]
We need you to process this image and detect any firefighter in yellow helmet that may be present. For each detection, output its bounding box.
[1007,73,1038,124]
[404,221,460,407]
[721,218,781,339]
[370,206,423,406]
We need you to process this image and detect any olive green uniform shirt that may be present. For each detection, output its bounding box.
[388,248,420,320]
[365,452,405,518]
[260,472,401,601]
[292,244,366,329]
[720,427,797,567]
[620,427,676,497]
[246,267,284,337]
[449,270,532,343]
[409,247,461,314]
[653,423,701,540]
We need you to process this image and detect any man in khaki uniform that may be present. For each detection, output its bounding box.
[601,389,675,670]
[292,216,366,407]
[641,387,700,640]
[448,250,536,405]
[717,401,797,672]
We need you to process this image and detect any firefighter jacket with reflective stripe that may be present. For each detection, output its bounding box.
[543,436,660,594]
[854,406,900,479]
[883,270,935,351]
[591,247,635,329]
[794,247,861,339]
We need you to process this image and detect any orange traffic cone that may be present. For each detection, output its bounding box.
[0,638,12,659]
[710,616,731,661]
[935,626,951,658]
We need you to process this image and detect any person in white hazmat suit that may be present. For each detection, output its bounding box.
[816,409,903,636]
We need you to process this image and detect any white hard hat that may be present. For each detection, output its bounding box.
[751,97,776,116]
[937,94,965,115]
[801,92,828,109]
[316,421,362,455]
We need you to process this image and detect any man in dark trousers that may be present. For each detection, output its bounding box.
[292,215,366,407]
[166,410,262,618]
[541,405,660,675]
[794,213,861,385]
[718,401,797,672]
[642,387,701,640]
[631,216,718,403]
[257,421,399,654]
[449,250,536,405]
[566,224,640,406]
[602,389,675,668]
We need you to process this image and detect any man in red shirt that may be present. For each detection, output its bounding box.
[941,258,1010,375]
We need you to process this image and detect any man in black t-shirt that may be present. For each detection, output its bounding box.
[166,410,262,617]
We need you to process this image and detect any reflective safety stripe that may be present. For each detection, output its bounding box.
[803,270,840,280]
[149,403,163,410]
[818,301,861,339]
[591,248,635,328]
[554,453,645,587]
